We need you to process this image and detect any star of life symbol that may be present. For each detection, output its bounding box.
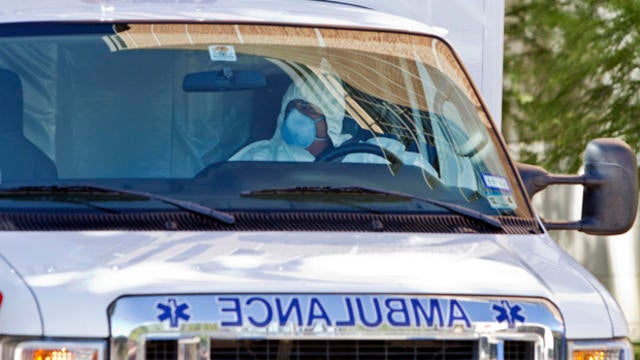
[157,298,191,327]
[492,300,525,328]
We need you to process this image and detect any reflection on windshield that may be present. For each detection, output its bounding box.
[0,23,531,218]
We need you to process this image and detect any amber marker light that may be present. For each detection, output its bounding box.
[573,350,607,360]
[28,348,99,360]
[14,342,104,360]
[569,340,631,360]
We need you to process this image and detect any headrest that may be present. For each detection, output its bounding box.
[0,69,23,133]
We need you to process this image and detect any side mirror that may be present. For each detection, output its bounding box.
[517,138,638,235]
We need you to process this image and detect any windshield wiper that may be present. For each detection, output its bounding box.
[242,186,501,229]
[0,185,235,224]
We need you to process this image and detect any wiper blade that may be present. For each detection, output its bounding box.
[0,185,235,224]
[242,186,501,229]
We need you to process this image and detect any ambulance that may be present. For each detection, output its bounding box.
[0,2,637,360]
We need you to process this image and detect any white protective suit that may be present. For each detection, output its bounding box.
[229,78,438,174]
[230,77,348,162]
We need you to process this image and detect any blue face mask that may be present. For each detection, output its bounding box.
[281,108,329,148]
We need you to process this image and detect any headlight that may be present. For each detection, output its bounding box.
[568,339,632,360]
[0,339,105,360]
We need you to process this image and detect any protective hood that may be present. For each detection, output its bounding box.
[230,64,350,161]
[274,74,348,146]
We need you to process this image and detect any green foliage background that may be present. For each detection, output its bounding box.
[503,0,640,172]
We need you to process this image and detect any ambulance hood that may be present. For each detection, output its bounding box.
[0,231,626,339]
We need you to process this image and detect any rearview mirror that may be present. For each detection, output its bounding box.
[183,67,266,92]
[517,138,638,235]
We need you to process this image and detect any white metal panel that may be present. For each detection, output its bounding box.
[0,231,618,339]
[0,0,443,36]
[0,253,42,335]
[606,229,640,338]
[534,185,632,339]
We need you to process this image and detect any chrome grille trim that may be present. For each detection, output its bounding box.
[478,335,542,360]
[109,295,562,360]
[178,337,205,360]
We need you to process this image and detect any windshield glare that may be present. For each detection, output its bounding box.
[0,23,531,218]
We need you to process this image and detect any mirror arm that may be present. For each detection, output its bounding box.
[542,219,582,231]
[542,174,603,187]
[517,163,600,198]
[519,165,605,199]
[539,174,585,186]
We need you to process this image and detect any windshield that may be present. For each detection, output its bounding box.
[0,23,532,220]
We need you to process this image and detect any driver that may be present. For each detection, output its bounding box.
[229,79,437,175]
[229,79,350,162]
[279,98,334,158]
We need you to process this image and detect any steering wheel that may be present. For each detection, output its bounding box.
[315,143,404,165]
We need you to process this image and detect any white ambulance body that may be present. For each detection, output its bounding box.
[0,2,636,360]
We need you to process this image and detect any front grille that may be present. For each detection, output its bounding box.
[146,340,178,360]
[144,339,538,360]
[209,340,476,360]
[145,339,535,360]
[504,341,534,360]
[114,296,559,360]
